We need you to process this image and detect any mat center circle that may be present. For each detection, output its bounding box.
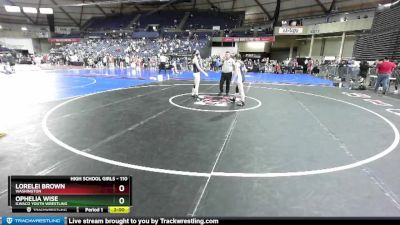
[169,93,262,112]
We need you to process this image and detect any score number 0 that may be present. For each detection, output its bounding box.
[118,184,126,205]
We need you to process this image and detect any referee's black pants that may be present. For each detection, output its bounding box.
[159,62,167,74]
[220,72,232,94]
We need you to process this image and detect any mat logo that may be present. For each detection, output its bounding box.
[363,99,393,107]
[343,92,400,117]
[194,95,233,107]
[342,92,371,98]
[6,217,12,224]
[387,109,400,116]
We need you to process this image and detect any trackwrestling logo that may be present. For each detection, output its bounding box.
[194,95,236,107]
[2,217,64,225]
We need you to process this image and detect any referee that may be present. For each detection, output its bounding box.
[159,54,168,74]
[219,51,235,96]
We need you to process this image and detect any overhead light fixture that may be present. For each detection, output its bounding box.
[4,5,21,13]
[39,8,53,14]
[0,25,2,29]
[23,7,37,14]
[21,27,27,31]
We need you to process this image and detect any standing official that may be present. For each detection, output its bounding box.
[219,51,235,96]
[159,54,168,74]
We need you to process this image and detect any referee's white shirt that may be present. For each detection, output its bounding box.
[222,58,235,73]
[160,55,168,63]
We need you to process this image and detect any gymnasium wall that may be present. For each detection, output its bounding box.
[0,37,52,54]
[211,46,238,56]
[297,36,355,58]
[238,42,270,53]
[0,38,34,53]
[32,39,52,54]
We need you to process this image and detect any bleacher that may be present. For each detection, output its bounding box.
[354,29,400,61]
[371,5,400,33]
[53,32,81,38]
[184,11,245,30]
[82,10,246,36]
[86,14,137,30]
[191,31,218,39]
[163,32,189,39]
[132,32,160,39]
[0,46,10,52]
[138,11,185,29]
[256,29,274,37]
[228,31,254,37]
[353,3,400,61]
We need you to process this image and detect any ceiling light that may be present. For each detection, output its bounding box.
[4,5,21,13]
[23,7,37,14]
[39,8,53,14]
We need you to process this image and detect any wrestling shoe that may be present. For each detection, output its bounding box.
[194,95,203,101]
[236,101,245,107]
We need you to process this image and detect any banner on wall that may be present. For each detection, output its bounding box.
[222,36,275,42]
[309,24,320,34]
[37,32,50,38]
[212,26,221,30]
[48,38,80,43]
[278,26,304,35]
[243,53,264,59]
[55,26,76,34]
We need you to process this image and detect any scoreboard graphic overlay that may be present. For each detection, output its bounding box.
[8,176,132,214]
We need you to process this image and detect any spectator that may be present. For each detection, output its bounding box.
[311,60,320,75]
[392,62,400,94]
[375,57,396,95]
[274,63,282,74]
[307,58,314,74]
[359,60,370,87]
[289,58,298,74]
[49,35,208,71]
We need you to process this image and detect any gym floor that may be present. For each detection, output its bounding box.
[1,66,400,216]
